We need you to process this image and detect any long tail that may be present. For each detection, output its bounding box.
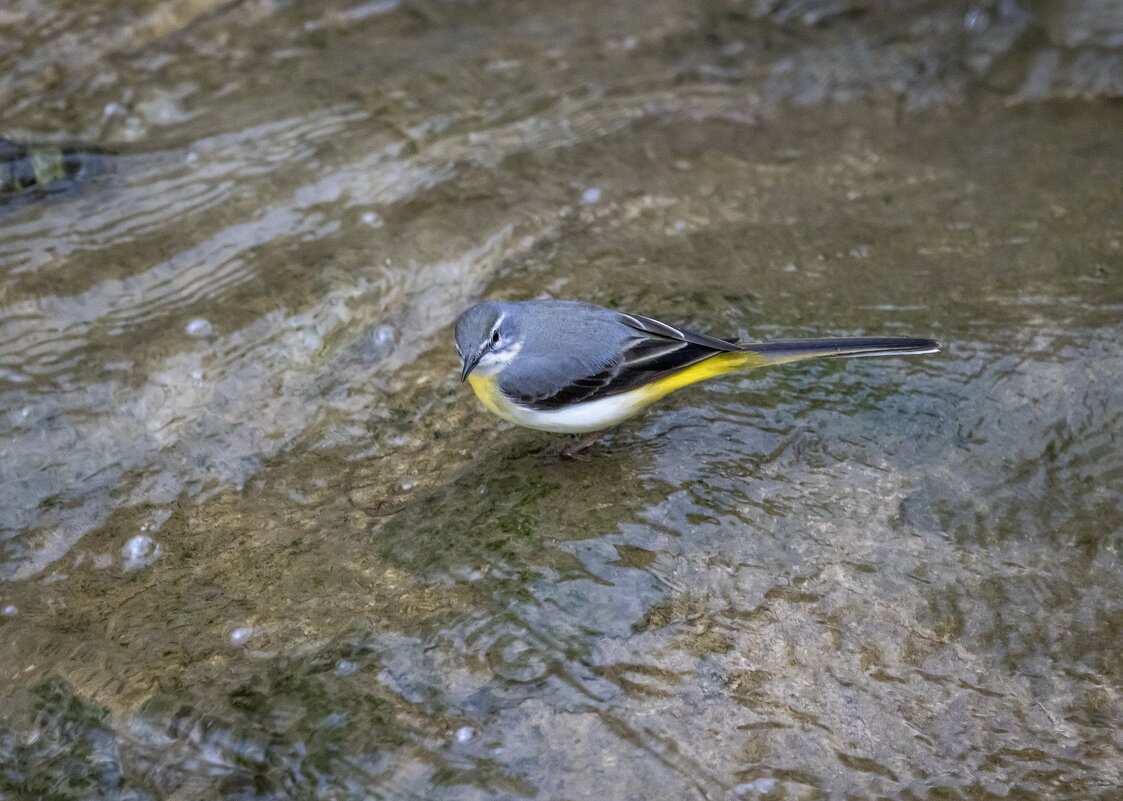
[739,336,940,368]
[640,336,939,404]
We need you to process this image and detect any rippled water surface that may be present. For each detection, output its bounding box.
[1,1,1121,799]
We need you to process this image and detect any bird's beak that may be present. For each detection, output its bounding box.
[460,351,481,382]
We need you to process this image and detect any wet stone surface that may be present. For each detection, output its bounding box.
[1,1,1121,799]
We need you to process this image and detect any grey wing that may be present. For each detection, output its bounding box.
[508,312,741,411]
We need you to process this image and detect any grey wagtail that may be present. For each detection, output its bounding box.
[455,299,939,453]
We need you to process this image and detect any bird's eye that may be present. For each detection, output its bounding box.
[491,330,500,345]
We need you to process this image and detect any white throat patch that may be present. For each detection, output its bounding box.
[473,339,522,376]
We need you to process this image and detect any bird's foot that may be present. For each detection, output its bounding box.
[561,430,608,459]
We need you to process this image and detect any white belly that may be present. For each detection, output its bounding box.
[490,387,647,433]
[467,370,654,433]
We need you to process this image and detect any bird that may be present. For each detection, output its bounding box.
[454,299,939,455]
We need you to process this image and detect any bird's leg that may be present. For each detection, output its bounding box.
[562,430,607,458]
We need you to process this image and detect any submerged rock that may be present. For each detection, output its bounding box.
[0,137,111,200]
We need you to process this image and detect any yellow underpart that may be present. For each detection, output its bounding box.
[467,373,509,418]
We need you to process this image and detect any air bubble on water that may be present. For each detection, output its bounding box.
[230,627,255,645]
[734,778,777,795]
[455,726,474,743]
[363,324,397,363]
[964,8,989,31]
[121,535,160,571]
[581,187,601,204]
[1,605,17,616]
[335,660,359,676]
[186,318,213,337]
[373,325,396,348]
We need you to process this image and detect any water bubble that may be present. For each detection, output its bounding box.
[373,325,395,346]
[486,631,550,682]
[122,535,153,560]
[455,726,474,743]
[964,8,989,31]
[185,318,213,337]
[362,325,397,363]
[335,659,359,676]
[734,778,777,795]
[121,535,160,571]
[581,187,601,204]
[1,605,17,616]
[230,627,255,645]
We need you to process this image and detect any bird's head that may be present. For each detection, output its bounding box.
[454,302,522,382]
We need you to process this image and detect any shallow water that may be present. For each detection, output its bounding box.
[1,1,1121,799]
